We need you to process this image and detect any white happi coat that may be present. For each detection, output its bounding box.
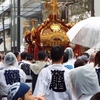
[18,60,32,88]
[34,64,72,100]
[0,66,26,100]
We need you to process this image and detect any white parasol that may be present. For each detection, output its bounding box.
[67,17,100,48]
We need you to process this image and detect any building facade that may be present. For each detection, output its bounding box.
[0,0,11,52]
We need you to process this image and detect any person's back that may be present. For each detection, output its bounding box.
[63,47,76,70]
[34,46,72,100]
[0,66,26,98]
[0,52,26,100]
[30,50,48,92]
[18,52,33,88]
[68,63,100,100]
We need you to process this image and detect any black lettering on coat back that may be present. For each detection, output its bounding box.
[96,69,100,85]
[4,70,20,85]
[49,70,66,92]
[21,63,31,75]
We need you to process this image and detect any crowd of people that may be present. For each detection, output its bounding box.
[0,45,100,100]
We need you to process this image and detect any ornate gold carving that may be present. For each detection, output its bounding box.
[50,23,60,32]
[23,0,74,54]
[44,0,59,16]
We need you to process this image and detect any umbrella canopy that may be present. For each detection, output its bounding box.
[67,17,100,48]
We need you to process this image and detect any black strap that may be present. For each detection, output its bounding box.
[2,95,7,97]
[26,79,32,83]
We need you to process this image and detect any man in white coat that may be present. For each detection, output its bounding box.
[34,46,72,100]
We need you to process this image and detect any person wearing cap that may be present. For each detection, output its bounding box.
[77,55,89,65]
[8,82,45,100]
[0,52,26,100]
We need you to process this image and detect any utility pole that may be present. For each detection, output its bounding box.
[2,6,6,53]
[17,0,20,51]
[91,0,94,16]
[11,0,16,52]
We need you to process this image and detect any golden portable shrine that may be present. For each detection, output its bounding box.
[23,0,82,59]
